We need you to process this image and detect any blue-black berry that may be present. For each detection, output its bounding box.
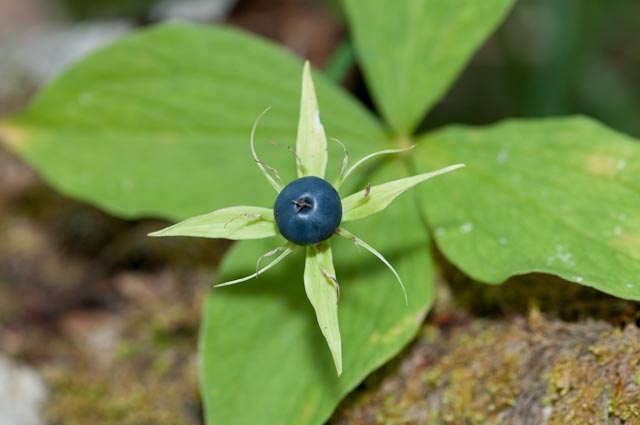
[274,176,342,246]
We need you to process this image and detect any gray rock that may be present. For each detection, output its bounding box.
[0,355,47,425]
[0,21,132,100]
[149,0,236,23]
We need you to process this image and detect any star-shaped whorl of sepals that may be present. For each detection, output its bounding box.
[150,61,464,375]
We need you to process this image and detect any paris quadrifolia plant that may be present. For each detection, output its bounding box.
[4,2,640,422]
[149,62,464,375]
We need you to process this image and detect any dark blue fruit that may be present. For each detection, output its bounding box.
[274,176,342,246]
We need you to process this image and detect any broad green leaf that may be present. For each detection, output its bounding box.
[417,116,640,300]
[200,160,434,425]
[341,163,464,222]
[149,206,277,240]
[0,23,385,222]
[304,242,341,375]
[296,61,328,178]
[344,0,516,135]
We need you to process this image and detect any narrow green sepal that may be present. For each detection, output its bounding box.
[336,227,408,305]
[334,145,415,189]
[149,206,277,240]
[341,163,465,222]
[303,241,342,375]
[216,244,295,287]
[251,108,284,193]
[296,61,328,179]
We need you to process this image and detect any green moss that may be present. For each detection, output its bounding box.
[546,324,640,424]
[423,327,520,424]
[332,313,640,424]
[40,272,204,424]
[45,367,196,425]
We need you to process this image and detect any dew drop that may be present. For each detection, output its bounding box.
[460,223,473,234]
[547,244,575,267]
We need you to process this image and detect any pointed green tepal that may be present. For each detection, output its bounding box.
[296,61,328,179]
[304,242,342,375]
[341,164,466,222]
[295,61,341,375]
[148,206,277,240]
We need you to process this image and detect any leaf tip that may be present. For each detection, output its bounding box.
[147,228,169,237]
[329,342,342,376]
[437,163,466,176]
[302,60,313,88]
[301,60,318,100]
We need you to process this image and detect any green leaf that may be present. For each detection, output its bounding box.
[296,61,328,179]
[341,163,464,222]
[149,206,277,240]
[417,116,640,300]
[200,161,434,424]
[0,23,385,222]
[304,242,341,375]
[344,0,516,135]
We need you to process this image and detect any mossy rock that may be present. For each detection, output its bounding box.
[332,312,640,424]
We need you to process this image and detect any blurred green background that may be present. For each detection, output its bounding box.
[1,0,639,136]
